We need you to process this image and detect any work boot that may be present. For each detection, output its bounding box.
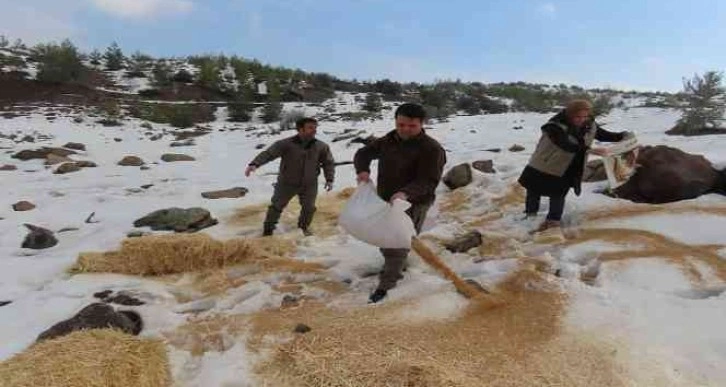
[300,228,313,237]
[262,226,274,236]
[368,289,388,304]
[533,219,561,233]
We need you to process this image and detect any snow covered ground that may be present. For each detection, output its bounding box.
[1,94,725,386]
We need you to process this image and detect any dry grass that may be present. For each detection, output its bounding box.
[0,329,170,387]
[439,188,471,214]
[229,187,356,238]
[568,227,726,283]
[583,202,726,223]
[164,314,249,357]
[72,233,324,279]
[492,183,526,209]
[251,269,627,387]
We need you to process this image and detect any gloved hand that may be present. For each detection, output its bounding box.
[324,181,333,191]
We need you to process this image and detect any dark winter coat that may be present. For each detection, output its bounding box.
[518,110,625,196]
[354,129,447,205]
[250,135,335,186]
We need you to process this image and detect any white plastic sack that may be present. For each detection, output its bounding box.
[601,133,639,189]
[339,182,416,249]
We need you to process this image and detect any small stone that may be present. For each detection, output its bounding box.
[0,300,12,307]
[255,144,265,149]
[141,184,154,189]
[0,164,17,171]
[75,160,97,168]
[57,227,79,233]
[201,187,249,199]
[442,163,473,190]
[445,231,483,253]
[140,166,150,170]
[63,142,86,151]
[54,162,81,174]
[485,148,502,153]
[21,224,58,250]
[127,230,149,238]
[114,138,122,142]
[93,290,113,299]
[281,294,300,309]
[106,292,145,306]
[13,200,36,211]
[293,323,311,334]
[118,156,145,166]
[472,160,495,174]
[161,153,196,162]
[509,144,525,152]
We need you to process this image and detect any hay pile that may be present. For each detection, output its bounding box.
[230,187,356,237]
[0,329,170,387]
[73,233,314,276]
[251,269,627,387]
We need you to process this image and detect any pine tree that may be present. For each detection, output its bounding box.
[89,49,102,66]
[262,79,283,123]
[677,71,726,134]
[197,59,220,90]
[104,42,125,71]
[0,35,8,48]
[152,61,172,87]
[363,93,383,113]
[34,39,85,84]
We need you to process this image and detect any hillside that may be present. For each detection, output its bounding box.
[1,36,725,387]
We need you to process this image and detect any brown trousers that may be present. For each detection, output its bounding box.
[377,202,431,291]
[263,182,318,231]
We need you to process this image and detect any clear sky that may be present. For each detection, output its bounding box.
[2,0,725,91]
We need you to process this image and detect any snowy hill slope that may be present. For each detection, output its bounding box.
[0,94,725,386]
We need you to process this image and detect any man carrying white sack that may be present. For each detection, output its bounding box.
[354,103,447,303]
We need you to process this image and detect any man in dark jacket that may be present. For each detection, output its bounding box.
[354,103,447,303]
[246,117,335,236]
[518,99,631,232]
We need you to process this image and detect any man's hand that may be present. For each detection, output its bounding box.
[356,171,370,183]
[390,192,409,203]
[589,147,608,157]
[245,165,257,177]
[324,181,333,191]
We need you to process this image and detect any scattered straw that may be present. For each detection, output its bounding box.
[0,329,170,387]
[568,227,726,283]
[251,269,626,387]
[164,314,249,357]
[229,187,356,238]
[72,233,316,277]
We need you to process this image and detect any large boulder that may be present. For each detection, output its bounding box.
[12,147,76,161]
[442,163,473,190]
[614,145,723,203]
[36,303,142,342]
[133,207,218,232]
[21,224,58,249]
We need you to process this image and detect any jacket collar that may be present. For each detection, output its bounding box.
[550,109,594,133]
[292,134,317,148]
[386,129,426,143]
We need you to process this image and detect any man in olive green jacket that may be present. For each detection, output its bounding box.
[246,117,335,236]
